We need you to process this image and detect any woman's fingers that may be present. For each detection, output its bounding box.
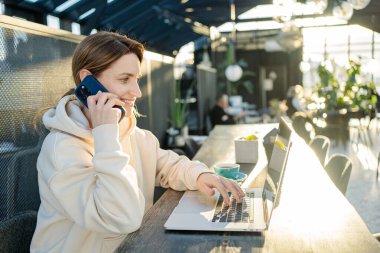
[87,91,101,109]
[212,178,231,205]
[86,91,124,110]
[199,184,215,196]
[197,173,245,206]
[85,91,125,127]
[221,179,244,203]
[87,91,119,106]
[96,92,110,109]
[104,97,125,109]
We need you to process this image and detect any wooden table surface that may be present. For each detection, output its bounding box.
[117,124,380,253]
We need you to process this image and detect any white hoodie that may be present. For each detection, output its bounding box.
[30,95,209,253]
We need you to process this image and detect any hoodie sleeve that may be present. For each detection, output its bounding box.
[44,124,145,234]
[151,133,211,191]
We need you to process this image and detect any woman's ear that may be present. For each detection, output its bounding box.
[79,69,92,82]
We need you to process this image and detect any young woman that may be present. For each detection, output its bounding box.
[30,31,244,253]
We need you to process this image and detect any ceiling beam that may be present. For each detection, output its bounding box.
[152,6,210,36]
[43,0,67,12]
[110,7,154,31]
[102,0,150,25]
[140,25,175,44]
[102,3,156,33]
[64,0,106,20]
[80,0,107,34]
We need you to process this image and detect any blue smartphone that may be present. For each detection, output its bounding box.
[74,75,126,121]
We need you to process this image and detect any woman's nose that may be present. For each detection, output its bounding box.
[131,79,142,98]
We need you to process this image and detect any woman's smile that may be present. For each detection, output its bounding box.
[121,98,135,107]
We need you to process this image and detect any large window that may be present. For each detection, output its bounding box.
[302,25,380,94]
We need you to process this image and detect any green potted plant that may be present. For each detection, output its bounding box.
[170,81,187,130]
[314,59,377,112]
[312,59,377,144]
[168,79,195,146]
[344,61,377,111]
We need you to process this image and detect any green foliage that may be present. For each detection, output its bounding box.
[226,42,235,65]
[170,79,195,129]
[314,60,377,111]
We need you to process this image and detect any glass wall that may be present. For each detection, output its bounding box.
[302,25,380,95]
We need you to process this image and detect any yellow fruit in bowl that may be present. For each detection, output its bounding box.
[243,134,257,141]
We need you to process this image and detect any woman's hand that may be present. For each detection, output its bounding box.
[196,173,245,205]
[87,91,125,128]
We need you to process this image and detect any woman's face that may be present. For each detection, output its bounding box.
[96,53,142,117]
[220,95,229,109]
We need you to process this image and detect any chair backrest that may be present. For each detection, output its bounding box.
[0,210,37,253]
[0,151,20,219]
[184,138,201,159]
[4,128,47,220]
[309,135,331,166]
[292,112,315,143]
[324,154,353,195]
[6,146,41,218]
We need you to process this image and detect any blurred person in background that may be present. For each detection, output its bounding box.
[209,93,245,127]
[286,84,307,117]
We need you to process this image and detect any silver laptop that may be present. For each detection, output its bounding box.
[164,117,293,232]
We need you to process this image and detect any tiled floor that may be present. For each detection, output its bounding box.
[329,120,380,234]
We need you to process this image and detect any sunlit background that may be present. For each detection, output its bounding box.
[0,0,379,237]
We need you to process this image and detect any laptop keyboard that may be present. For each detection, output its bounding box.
[211,191,254,223]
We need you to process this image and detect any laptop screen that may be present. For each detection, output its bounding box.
[265,117,293,194]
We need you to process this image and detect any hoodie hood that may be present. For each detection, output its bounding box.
[43,95,136,140]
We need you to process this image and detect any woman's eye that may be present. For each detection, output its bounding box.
[121,78,129,84]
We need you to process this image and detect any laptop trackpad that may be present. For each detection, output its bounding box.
[174,191,216,214]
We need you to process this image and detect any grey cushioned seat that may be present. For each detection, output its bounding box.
[0,210,37,253]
